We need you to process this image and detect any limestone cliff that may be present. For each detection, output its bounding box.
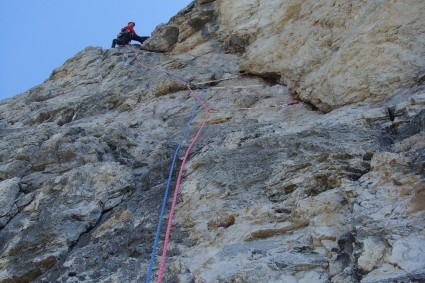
[0,0,424,282]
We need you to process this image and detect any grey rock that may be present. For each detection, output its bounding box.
[0,1,424,282]
[143,24,180,52]
[198,0,215,4]
[0,177,20,227]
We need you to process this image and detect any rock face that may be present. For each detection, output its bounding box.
[0,0,424,282]
[145,0,425,112]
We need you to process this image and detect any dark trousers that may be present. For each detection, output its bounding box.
[111,35,149,48]
[111,38,129,47]
[132,34,149,44]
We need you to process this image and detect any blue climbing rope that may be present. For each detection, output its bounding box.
[146,87,206,283]
[125,45,207,282]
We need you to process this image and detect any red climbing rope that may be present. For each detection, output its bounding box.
[157,108,211,283]
[126,45,211,282]
[124,45,300,282]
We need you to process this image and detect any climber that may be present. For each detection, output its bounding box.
[111,21,149,48]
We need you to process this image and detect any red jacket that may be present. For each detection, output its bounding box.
[123,25,137,35]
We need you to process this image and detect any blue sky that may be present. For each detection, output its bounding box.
[0,0,193,102]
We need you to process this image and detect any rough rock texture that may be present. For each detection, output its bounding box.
[145,0,425,112]
[0,0,424,282]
